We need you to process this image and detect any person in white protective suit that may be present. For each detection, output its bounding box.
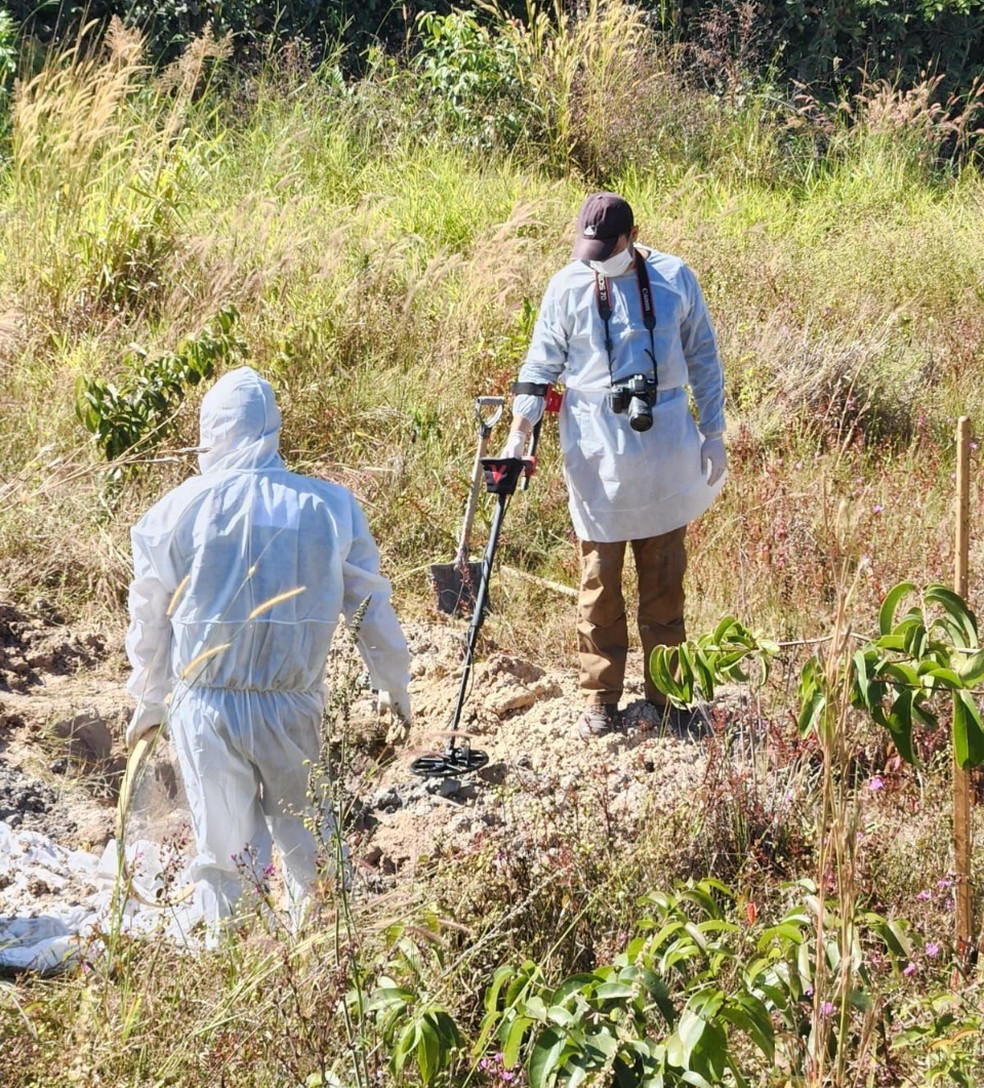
[125,365,411,932]
[501,192,726,739]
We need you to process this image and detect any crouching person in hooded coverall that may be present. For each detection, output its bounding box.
[124,365,411,939]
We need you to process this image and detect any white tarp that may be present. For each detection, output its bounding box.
[0,820,203,974]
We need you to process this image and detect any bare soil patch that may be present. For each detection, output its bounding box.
[1,603,716,943]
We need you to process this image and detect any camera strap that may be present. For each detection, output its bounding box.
[594,252,658,388]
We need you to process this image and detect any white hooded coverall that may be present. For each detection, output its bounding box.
[125,366,411,926]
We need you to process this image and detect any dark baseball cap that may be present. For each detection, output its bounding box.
[571,192,634,260]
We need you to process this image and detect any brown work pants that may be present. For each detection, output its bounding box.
[577,526,687,706]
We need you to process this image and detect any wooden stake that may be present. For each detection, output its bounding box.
[953,416,973,966]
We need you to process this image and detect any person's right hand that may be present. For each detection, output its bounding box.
[500,430,527,459]
[378,690,412,744]
[126,703,166,750]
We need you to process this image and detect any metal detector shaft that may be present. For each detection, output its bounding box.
[411,454,526,778]
[443,486,511,756]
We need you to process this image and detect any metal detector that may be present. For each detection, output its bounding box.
[410,449,534,778]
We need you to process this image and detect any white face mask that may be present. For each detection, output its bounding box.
[590,244,635,277]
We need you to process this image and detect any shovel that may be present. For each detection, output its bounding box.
[430,395,504,615]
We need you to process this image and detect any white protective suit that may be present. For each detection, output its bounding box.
[514,247,726,542]
[125,366,411,927]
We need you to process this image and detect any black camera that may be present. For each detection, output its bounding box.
[609,374,657,432]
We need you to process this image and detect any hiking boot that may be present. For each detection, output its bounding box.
[577,703,621,739]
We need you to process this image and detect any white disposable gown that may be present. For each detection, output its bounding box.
[514,248,726,542]
[125,366,411,927]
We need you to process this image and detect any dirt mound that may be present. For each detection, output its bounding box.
[1,612,716,942]
[346,621,710,882]
[0,602,107,693]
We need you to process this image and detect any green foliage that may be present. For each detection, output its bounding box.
[849,582,984,768]
[480,879,775,1088]
[413,9,526,149]
[75,306,244,469]
[674,0,984,100]
[650,618,780,708]
[0,5,14,136]
[651,583,984,771]
[893,991,984,1086]
[752,879,914,1075]
[361,917,464,1085]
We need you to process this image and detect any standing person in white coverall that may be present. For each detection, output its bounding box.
[502,192,727,739]
[125,366,411,933]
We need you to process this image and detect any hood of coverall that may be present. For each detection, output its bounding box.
[197,366,283,474]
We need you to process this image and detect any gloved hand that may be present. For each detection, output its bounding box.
[126,701,167,750]
[378,690,412,745]
[500,430,527,459]
[700,435,727,486]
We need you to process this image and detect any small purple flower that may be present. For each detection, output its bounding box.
[872,504,883,515]
[820,1001,835,1018]
[916,889,932,901]
[925,942,940,958]
[868,776,885,791]
[903,963,918,976]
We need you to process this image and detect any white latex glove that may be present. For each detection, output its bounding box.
[126,701,167,749]
[500,430,527,459]
[700,435,727,486]
[378,690,412,744]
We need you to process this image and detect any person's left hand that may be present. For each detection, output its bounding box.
[700,435,727,486]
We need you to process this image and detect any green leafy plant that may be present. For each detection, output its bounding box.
[650,617,780,708]
[75,305,245,470]
[652,584,984,771]
[362,915,464,1086]
[846,581,984,769]
[0,6,14,139]
[479,879,775,1088]
[413,8,526,149]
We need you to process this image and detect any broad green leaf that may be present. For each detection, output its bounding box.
[879,581,917,635]
[552,974,596,1007]
[953,689,984,768]
[484,964,517,1013]
[676,1007,707,1061]
[416,1016,441,1085]
[595,981,636,1000]
[392,1021,418,1076]
[916,663,962,689]
[955,649,984,684]
[886,690,918,765]
[925,585,979,647]
[503,1015,533,1068]
[586,1028,618,1059]
[712,616,739,644]
[529,1027,565,1088]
